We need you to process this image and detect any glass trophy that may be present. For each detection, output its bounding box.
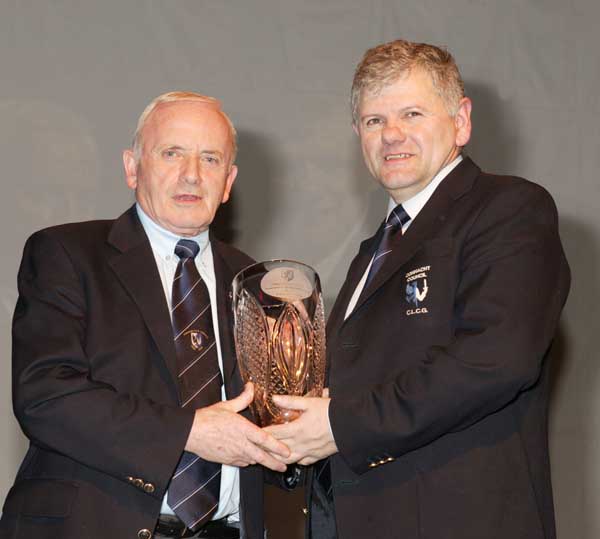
[232,260,326,426]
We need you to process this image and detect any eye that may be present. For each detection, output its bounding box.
[202,154,221,165]
[162,148,181,159]
[405,111,422,119]
[365,117,383,127]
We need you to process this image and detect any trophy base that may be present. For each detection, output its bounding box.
[251,402,302,426]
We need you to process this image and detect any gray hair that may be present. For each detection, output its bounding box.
[351,39,465,125]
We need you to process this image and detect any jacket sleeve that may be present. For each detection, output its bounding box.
[12,229,194,498]
[329,182,571,474]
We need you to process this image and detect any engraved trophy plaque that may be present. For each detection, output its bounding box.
[232,260,326,426]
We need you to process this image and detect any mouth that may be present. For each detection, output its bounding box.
[173,194,202,203]
[384,153,413,161]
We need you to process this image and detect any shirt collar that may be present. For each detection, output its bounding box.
[387,155,463,222]
[135,203,210,261]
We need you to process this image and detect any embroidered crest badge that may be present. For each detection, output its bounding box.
[186,329,209,352]
[405,265,430,316]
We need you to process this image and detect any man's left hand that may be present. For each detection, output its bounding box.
[264,395,338,465]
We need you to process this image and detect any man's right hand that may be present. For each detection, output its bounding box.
[185,382,290,472]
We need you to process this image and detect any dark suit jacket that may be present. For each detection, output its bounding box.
[0,206,262,539]
[316,158,570,539]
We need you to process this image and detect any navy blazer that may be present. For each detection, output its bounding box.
[316,158,570,539]
[1,206,262,539]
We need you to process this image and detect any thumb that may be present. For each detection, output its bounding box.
[226,382,254,412]
[272,394,309,411]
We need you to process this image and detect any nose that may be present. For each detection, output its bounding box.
[381,122,406,145]
[181,155,201,184]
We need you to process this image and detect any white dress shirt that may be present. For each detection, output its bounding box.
[344,156,463,319]
[136,204,239,522]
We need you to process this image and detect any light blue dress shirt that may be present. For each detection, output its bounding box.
[136,204,240,522]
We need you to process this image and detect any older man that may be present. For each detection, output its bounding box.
[1,91,289,539]
[268,40,571,539]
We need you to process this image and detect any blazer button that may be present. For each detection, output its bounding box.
[143,482,155,494]
[133,478,144,489]
[302,507,309,516]
[137,529,152,539]
[126,476,134,483]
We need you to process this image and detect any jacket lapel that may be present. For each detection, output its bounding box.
[210,236,240,393]
[326,224,382,344]
[106,206,179,381]
[349,157,480,316]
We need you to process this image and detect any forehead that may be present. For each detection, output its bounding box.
[359,68,442,112]
[142,101,231,147]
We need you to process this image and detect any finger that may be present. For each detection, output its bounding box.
[281,450,308,465]
[248,427,291,458]
[263,422,297,440]
[272,394,310,410]
[266,449,293,462]
[261,457,287,472]
[251,446,288,472]
[225,382,254,412]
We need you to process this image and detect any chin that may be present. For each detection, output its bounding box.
[380,176,416,191]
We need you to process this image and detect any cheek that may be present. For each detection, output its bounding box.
[361,139,378,166]
[204,178,227,204]
[432,124,455,149]
[417,131,441,158]
[147,183,167,203]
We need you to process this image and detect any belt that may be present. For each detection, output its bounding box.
[155,515,240,538]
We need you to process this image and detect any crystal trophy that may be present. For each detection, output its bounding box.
[232,260,326,426]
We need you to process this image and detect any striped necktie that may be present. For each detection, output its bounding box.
[315,205,411,501]
[364,204,410,288]
[167,239,222,531]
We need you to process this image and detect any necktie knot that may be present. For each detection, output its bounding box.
[386,203,410,230]
[362,203,411,290]
[175,239,200,260]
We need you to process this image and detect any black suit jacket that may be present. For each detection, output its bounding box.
[0,206,262,539]
[316,158,570,539]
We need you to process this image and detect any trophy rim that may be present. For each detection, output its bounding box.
[232,258,320,287]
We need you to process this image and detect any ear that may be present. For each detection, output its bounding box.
[220,164,238,204]
[454,97,472,148]
[123,149,138,190]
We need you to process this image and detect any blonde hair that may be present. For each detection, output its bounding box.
[351,39,465,124]
[132,91,238,163]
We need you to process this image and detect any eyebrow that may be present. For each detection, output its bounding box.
[360,104,426,120]
[157,145,224,157]
[157,144,186,152]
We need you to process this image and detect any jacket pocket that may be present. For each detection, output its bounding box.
[2,478,78,518]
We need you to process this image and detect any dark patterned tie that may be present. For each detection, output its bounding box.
[167,239,223,531]
[363,203,411,288]
[314,205,411,501]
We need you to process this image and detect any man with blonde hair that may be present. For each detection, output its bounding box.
[1,91,289,539]
[267,39,570,539]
